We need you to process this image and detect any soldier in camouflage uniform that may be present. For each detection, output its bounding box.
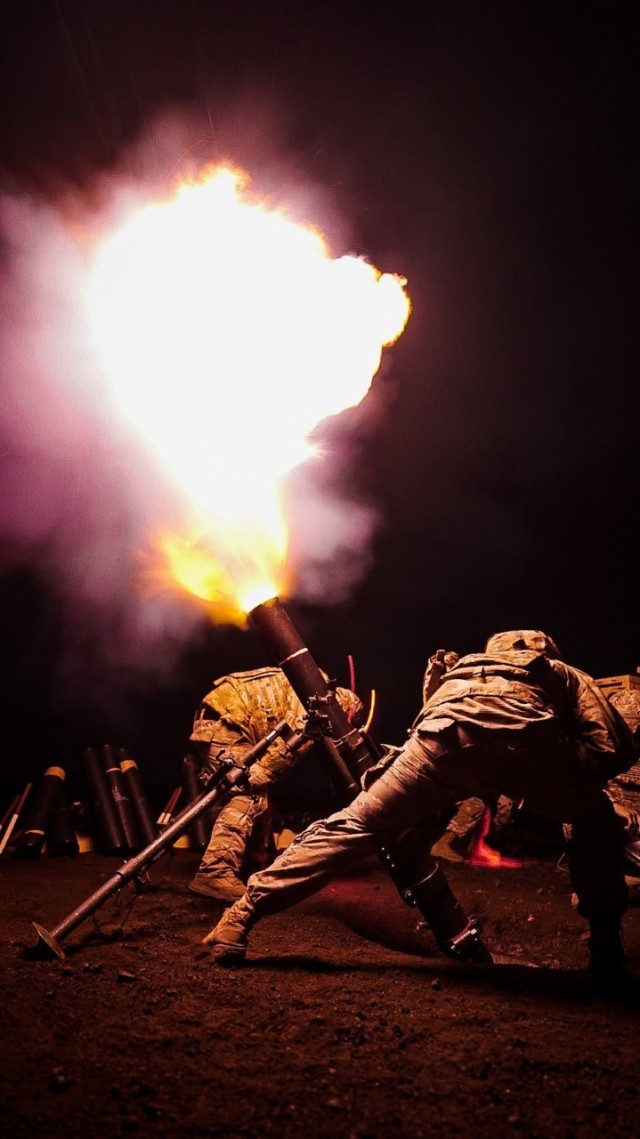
[189,667,362,902]
[434,673,640,883]
[205,631,639,993]
[598,676,640,878]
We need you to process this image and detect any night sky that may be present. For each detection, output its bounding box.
[0,1,637,799]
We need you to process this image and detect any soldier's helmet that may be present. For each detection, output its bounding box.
[485,630,561,659]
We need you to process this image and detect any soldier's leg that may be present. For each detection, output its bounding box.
[540,785,634,993]
[494,795,515,830]
[432,797,486,862]
[562,789,633,990]
[204,733,464,959]
[564,791,628,924]
[189,793,268,901]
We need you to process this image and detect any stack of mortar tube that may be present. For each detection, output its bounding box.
[5,748,174,859]
[82,746,158,854]
[28,719,301,959]
[249,597,492,964]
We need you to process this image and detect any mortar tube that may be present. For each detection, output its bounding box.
[250,597,369,788]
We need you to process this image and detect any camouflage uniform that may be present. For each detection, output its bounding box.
[189,667,361,900]
[425,650,515,860]
[599,676,640,874]
[439,679,640,865]
[206,631,638,975]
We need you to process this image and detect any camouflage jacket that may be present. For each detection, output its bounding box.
[420,651,637,784]
[190,666,362,786]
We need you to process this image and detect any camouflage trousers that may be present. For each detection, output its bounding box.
[243,721,628,924]
[198,792,269,879]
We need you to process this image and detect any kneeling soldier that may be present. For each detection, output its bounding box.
[189,667,361,902]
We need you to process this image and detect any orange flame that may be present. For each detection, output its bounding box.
[86,164,411,622]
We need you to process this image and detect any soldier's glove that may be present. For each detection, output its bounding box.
[613,802,640,834]
[246,763,272,793]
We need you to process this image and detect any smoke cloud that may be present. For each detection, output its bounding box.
[0,112,393,713]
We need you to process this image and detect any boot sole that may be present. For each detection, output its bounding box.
[188,882,245,902]
[202,935,248,965]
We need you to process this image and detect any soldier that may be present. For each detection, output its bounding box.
[205,630,639,994]
[601,679,640,875]
[189,667,362,902]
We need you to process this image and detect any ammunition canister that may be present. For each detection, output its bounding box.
[46,784,80,857]
[81,747,127,854]
[118,748,158,847]
[181,754,210,851]
[14,767,66,860]
[101,745,140,851]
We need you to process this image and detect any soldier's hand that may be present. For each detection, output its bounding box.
[247,764,272,793]
[614,802,640,833]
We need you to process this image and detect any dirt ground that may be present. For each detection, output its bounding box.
[1,850,639,1139]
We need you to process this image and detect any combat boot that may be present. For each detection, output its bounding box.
[203,894,258,964]
[431,833,465,863]
[188,872,246,902]
[588,919,640,1001]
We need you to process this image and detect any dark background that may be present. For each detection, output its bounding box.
[0,1,637,802]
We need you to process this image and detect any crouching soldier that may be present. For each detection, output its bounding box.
[205,631,639,995]
[189,667,362,902]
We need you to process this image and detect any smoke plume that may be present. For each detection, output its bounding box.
[0,114,396,712]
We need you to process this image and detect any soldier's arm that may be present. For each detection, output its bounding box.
[551,661,637,780]
[248,737,314,789]
[190,677,259,775]
[190,711,252,774]
[422,650,460,705]
[605,782,640,832]
[248,686,363,789]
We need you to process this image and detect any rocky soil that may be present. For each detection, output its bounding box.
[1,851,639,1139]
